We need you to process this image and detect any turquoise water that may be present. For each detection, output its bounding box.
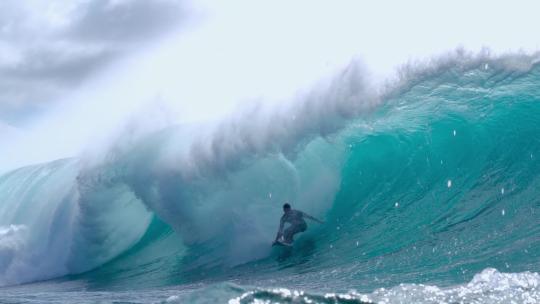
[1,54,540,303]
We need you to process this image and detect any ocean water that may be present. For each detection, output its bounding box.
[1,53,540,303]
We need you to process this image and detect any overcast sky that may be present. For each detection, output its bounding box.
[0,0,186,127]
[1,0,540,171]
[2,0,540,128]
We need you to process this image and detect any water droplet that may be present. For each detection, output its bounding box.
[356,241,359,247]
[501,188,505,195]
[330,244,333,249]
[501,209,506,216]
[453,130,456,136]
[395,202,399,208]
[268,192,272,198]
[440,160,444,165]
[447,180,452,188]
[484,63,489,70]
[336,226,340,230]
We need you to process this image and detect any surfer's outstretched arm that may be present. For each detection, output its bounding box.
[302,212,325,224]
[274,217,285,241]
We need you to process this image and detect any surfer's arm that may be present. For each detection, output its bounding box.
[302,212,324,224]
[275,217,285,240]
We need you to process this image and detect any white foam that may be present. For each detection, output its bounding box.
[0,225,28,279]
[229,268,540,304]
[364,268,540,303]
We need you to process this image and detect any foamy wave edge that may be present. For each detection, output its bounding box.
[224,268,540,304]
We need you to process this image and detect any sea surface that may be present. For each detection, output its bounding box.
[1,53,539,303]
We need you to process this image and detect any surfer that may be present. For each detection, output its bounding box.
[273,203,324,246]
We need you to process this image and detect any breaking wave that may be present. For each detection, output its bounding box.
[0,51,539,304]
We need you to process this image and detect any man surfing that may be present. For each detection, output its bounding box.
[273,203,324,246]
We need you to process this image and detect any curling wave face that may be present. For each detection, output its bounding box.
[0,52,539,302]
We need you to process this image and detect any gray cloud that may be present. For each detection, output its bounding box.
[3,48,117,84]
[0,47,117,124]
[0,0,185,126]
[69,0,184,42]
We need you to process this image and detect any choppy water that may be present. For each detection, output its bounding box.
[1,52,540,303]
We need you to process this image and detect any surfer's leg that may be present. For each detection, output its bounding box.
[283,224,304,243]
[283,226,294,243]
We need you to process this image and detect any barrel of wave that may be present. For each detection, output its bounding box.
[0,158,152,286]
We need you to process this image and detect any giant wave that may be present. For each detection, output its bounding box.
[0,51,539,303]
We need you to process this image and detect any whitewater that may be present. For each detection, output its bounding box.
[1,51,540,303]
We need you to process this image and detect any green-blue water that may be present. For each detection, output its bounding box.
[1,54,540,303]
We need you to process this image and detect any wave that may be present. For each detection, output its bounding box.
[226,268,540,304]
[1,268,538,303]
[0,50,539,293]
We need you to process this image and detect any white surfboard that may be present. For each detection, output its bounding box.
[273,239,293,247]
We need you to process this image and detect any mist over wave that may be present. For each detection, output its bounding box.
[0,51,539,304]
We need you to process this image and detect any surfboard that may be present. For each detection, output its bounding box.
[273,240,293,247]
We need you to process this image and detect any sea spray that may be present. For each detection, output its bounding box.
[0,53,538,304]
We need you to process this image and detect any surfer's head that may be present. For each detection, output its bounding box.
[283,203,291,212]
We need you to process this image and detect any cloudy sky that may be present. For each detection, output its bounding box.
[1,0,540,171]
[0,0,186,128]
